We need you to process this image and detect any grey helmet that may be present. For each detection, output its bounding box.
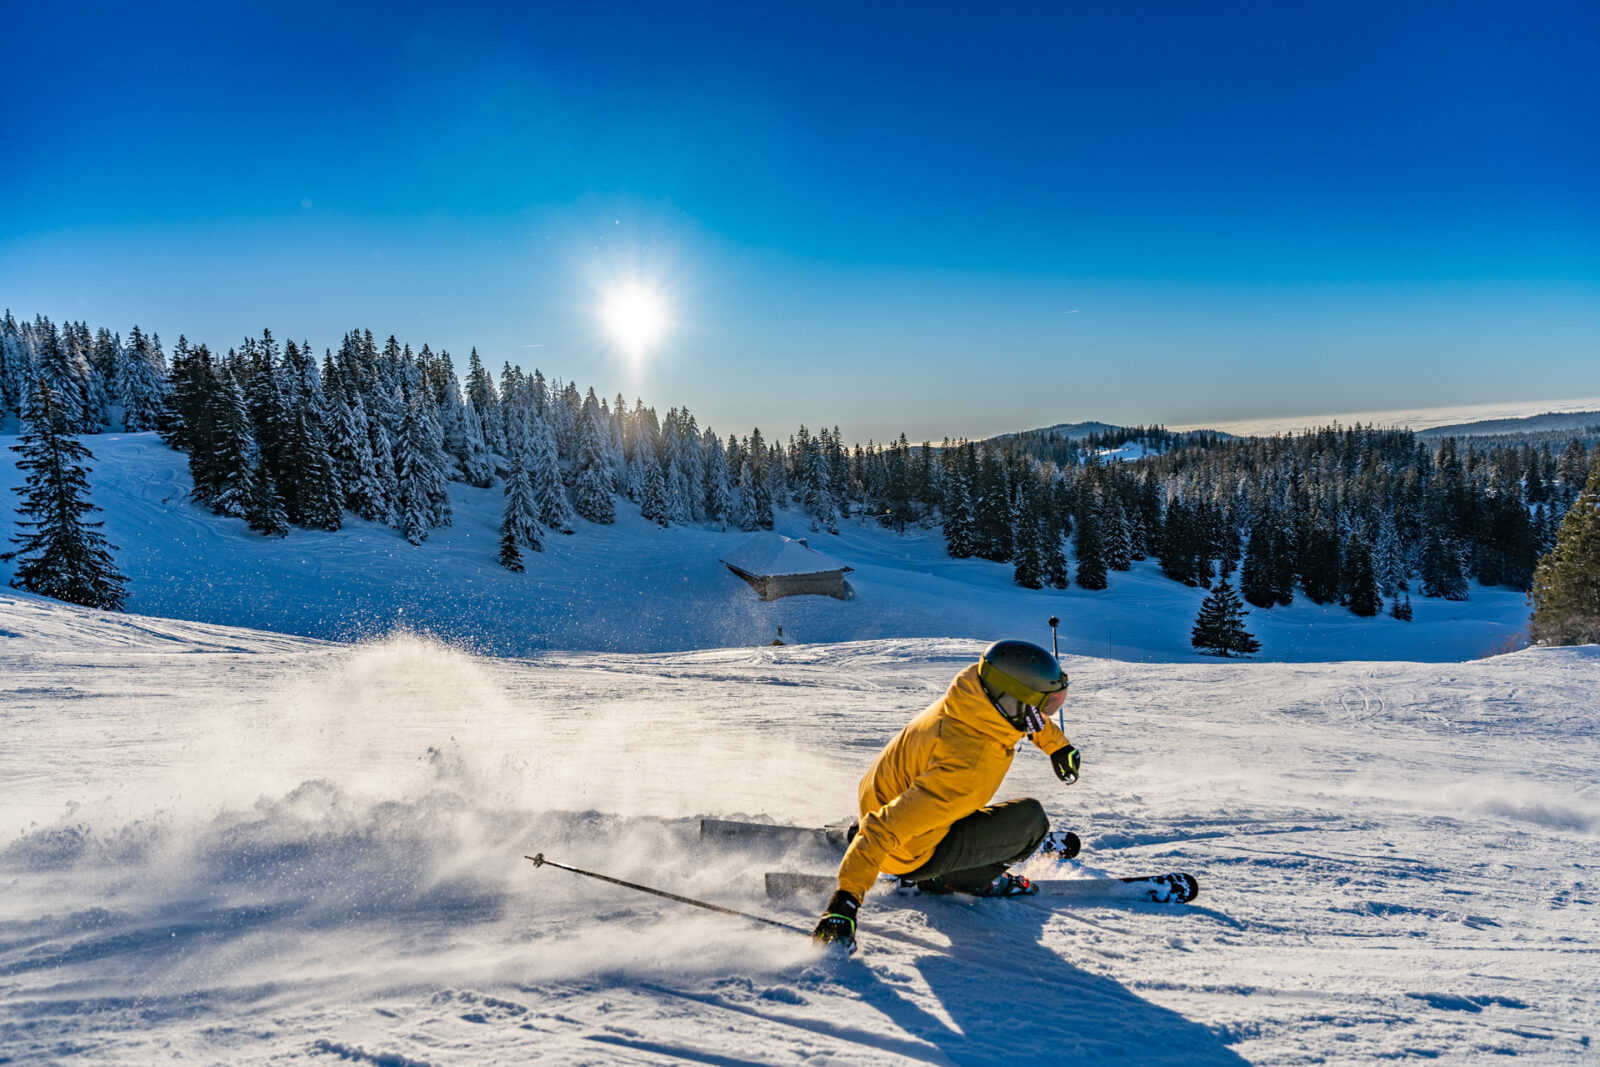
[977,639,1069,731]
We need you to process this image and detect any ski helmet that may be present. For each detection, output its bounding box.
[977,639,1069,730]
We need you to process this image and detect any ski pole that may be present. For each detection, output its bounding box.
[525,854,813,936]
[1048,615,1064,733]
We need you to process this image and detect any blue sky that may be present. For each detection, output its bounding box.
[3,1,1596,442]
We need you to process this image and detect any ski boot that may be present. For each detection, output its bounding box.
[898,875,954,895]
[969,871,1038,897]
[898,871,1037,897]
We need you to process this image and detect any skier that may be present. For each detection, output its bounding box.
[812,639,1081,950]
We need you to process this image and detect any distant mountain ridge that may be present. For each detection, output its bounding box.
[1010,420,1237,441]
[1418,411,1600,437]
[1012,411,1600,443]
[1016,420,1118,440]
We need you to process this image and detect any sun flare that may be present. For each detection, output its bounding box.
[602,284,667,357]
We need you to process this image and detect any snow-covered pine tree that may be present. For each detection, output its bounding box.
[916,439,941,520]
[1389,592,1414,622]
[432,369,470,483]
[326,385,388,523]
[703,428,731,529]
[1529,456,1600,646]
[1074,487,1109,590]
[1299,518,1342,604]
[0,310,32,424]
[32,317,95,433]
[464,348,503,455]
[973,446,1012,561]
[370,423,401,522]
[244,337,289,492]
[276,340,342,531]
[675,412,705,521]
[632,399,661,472]
[1240,516,1276,609]
[171,346,231,508]
[3,377,128,610]
[1556,441,1590,507]
[1343,531,1383,617]
[768,433,792,513]
[551,381,581,462]
[497,526,525,572]
[1158,495,1201,586]
[528,411,574,533]
[90,328,120,429]
[244,444,290,537]
[369,340,406,440]
[640,458,671,527]
[881,434,912,531]
[1011,477,1045,590]
[622,441,646,503]
[117,326,169,432]
[501,380,533,466]
[666,458,693,524]
[530,368,548,419]
[1103,491,1133,571]
[1214,502,1243,579]
[1043,515,1069,590]
[1270,525,1296,606]
[610,393,631,494]
[459,400,496,488]
[498,456,543,567]
[941,445,977,558]
[1419,528,1469,600]
[795,425,836,533]
[207,375,262,520]
[572,389,616,523]
[394,391,452,544]
[1373,519,1407,598]
[739,429,774,530]
[1190,580,1260,657]
[417,372,453,526]
[68,322,109,431]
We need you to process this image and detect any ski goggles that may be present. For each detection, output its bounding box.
[978,656,1070,717]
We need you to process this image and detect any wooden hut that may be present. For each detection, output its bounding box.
[719,534,854,601]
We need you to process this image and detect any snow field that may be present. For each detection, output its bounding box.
[3,593,1598,1064]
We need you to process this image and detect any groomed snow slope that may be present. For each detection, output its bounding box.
[3,593,1597,1064]
[0,433,1532,662]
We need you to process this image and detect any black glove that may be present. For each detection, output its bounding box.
[1051,744,1081,785]
[812,890,859,952]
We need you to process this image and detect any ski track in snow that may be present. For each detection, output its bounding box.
[3,593,1599,1064]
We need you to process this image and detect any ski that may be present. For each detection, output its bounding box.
[701,819,1081,861]
[766,870,1199,904]
[698,817,855,849]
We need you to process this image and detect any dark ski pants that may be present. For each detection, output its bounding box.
[900,797,1049,892]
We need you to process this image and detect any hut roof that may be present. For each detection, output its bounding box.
[719,534,853,579]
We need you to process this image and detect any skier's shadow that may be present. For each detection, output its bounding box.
[849,894,1249,1066]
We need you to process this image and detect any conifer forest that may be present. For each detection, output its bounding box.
[3,310,1596,630]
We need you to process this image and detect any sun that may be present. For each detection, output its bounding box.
[602,283,668,358]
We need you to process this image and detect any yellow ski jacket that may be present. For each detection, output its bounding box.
[835,661,1071,900]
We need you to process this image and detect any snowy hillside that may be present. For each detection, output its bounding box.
[3,593,1598,1064]
[0,433,1534,662]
